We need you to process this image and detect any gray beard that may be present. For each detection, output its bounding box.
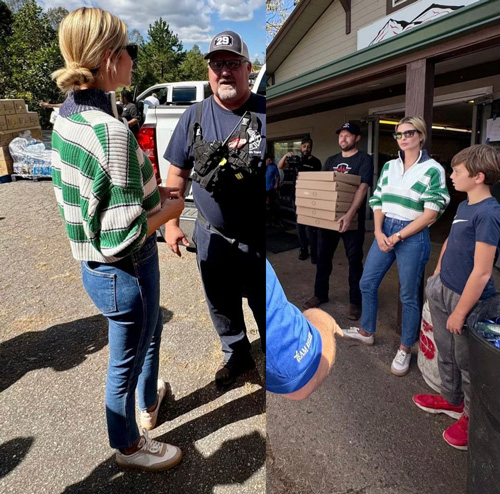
[217,86,237,101]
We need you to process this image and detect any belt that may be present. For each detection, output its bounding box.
[197,214,237,244]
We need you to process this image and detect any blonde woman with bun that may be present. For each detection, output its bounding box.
[51,7,183,471]
[343,116,450,377]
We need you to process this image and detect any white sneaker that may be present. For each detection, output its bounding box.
[391,349,411,376]
[116,429,182,471]
[140,379,167,431]
[342,327,374,346]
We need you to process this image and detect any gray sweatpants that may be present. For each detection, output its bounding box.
[425,274,472,415]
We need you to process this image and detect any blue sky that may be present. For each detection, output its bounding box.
[37,0,266,63]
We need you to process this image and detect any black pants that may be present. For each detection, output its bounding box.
[193,219,265,357]
[314,227,365,306]
[297,223,318,258]
[266,189,280,225]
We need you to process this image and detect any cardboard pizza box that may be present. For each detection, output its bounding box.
[297,214,358,231]
[298,171,361,185]
[295,197,351,212]
[297,206,357,222]
[296,179,358,193]
[296,189,354,202]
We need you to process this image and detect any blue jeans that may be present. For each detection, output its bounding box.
[359,218,430,348]
[81,235,162,449]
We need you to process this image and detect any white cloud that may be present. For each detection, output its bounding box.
[208,0,264,22]
[39,0,262,45]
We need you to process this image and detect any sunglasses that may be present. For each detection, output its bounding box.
[123,44,138,62]
[393,129,421,140]
[208,59,248,71]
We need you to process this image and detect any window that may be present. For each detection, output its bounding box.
[386,0,419,15]
[172,87,197,104]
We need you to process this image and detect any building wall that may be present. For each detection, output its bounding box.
[268,75,500,164]
[274,0,386,84]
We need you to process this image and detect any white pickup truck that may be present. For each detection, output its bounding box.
[136,81,211,183]
[136,66,266,243]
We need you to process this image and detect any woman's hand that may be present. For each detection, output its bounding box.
[374,231,393,252]
[158,186,180,205]
[388,234,401,246]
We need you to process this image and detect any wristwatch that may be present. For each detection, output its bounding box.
[396,231,404,242]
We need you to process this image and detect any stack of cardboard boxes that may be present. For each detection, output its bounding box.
[295,171,361,231]
[0,99,43,177]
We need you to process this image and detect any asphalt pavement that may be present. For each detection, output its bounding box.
[265,226,500,494]
[0,181,265,493]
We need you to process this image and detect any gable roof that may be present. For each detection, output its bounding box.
[267,0,335,75]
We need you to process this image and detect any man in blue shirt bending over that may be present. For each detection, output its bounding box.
[266,259,344,399]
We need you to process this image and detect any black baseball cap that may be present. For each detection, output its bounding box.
[204,31,250,60]
[336,122,361,136]
[301,136,313,144]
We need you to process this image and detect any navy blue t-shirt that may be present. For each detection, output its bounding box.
[441,197,500,299]
[164,94,266,247]
[323,151,373,224]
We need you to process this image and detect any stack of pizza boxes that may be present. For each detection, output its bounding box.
[0,99,42,177]
[295,171,361,231]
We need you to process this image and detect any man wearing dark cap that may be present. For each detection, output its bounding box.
[304,122,373,321]
[277,136,322,262]
[163,31,265,387]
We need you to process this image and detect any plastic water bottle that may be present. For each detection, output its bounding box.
[475,319,500,349]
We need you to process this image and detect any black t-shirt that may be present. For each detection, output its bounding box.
[122,102,140,135]
[298,155,322,172]
[323,150,374,224]
[164,94,266,247]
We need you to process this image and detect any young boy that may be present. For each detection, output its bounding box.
[413,144,500,450]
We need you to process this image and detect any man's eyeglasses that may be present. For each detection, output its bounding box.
[208,59,248,71]
[123,44,138,62]
[393,129,421,140]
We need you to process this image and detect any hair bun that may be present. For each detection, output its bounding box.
[52,65,95,92]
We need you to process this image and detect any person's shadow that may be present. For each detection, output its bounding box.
[0,308,174,393]
[0,436,35,479]
[0,315,108,393]
[61,338,265,493]
[63,389,266,493]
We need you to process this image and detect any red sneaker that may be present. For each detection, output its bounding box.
[443,414,468,450]
[412,394,464,419]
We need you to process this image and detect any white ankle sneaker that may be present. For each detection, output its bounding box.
[342,327,374,346]
[140,379,167,431]
[391,349,411,376]
[116,429,182,471]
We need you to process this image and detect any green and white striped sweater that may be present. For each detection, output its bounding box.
[51,91,160,262]
[369,150,449,220]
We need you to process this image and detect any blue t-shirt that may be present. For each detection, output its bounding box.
[266,259,322,394]
[441,197,500,299]
[266,163,279,191]
[164,94,266,247]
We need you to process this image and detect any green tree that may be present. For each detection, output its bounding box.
[179,45,208,81]
[128,28,144,46]
[0,1,14,95]
[45,6,68,30]
[252,58,263,72]
[4,0,63,127]
[133,18,185,92]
